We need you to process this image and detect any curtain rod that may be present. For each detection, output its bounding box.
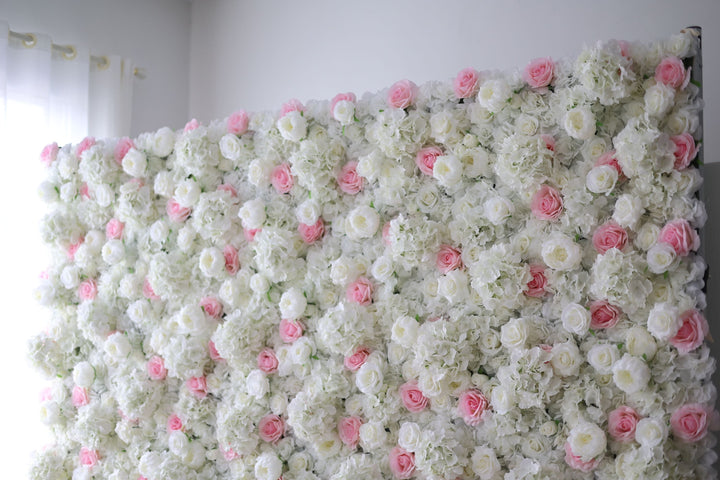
[8,29,146,79]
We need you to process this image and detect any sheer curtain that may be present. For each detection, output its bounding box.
[0,20,134,477]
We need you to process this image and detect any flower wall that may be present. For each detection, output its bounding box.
[31,29,715,479]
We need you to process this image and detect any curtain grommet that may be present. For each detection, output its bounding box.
[96,55,110,70]
[22,33,37,49]
[61,45,77,61]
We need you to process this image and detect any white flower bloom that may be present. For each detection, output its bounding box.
[250,273,270,294]
[612,354,650,394]
[587,344,619,374]
[94,184,114,207]
[613,194,643,229]
[437,270,469,303]
[398,422,422,452]
[433,154,463,189]
[501,318,529,350]
[72,361,95,388]
[238,198,266,229]
[279,287,307,320]
[391,315,419,348]
[635,222,660,251]
[355,357,384,395]
[477,78,512,112]
[625,326,657,359]
[541,234,582,271]
[153,170,174,197]
[248,158,273,187]
[60,265,80,289]
[646,243,678,274]
[647,303,681,341]
[174,305,205,334]
[168,430,190,457]
[635,417,667,449]
[491,385,514,415]
[471,446,501,480]
[177,225,196,251]
[484,196,514,225]
[333,99,355,125]
[219,133,242,160]
[345,205,380,239]
[371,255,395,282]
[255,451,283,480]
[122,148,147,177]
[174,179,201,208]
[199,247,225,277]
[296,199,321,225]
[104,332,131,360]
[149,220,169,244]
[359,421,387,451]
[550,341,581,376]
[277,110,307,142]
[246,369,270,399]
[644,83,675,117]
[152,126,175,157]
[586,165,618,194]
[568,422,606,461]
[561,303,591,336]
[564,106,596,140]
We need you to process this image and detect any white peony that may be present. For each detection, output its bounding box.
[433,154,463,189]
[541,234,582,271]
[279,287,307,320]
[484,196,514,225]
[198,247,225,277]
[250,273,270,294]
[491,385,514,415]
[277,110,307,142]
[613,194,643,228]
[647,303,681,341]
[635,417,666,448]
[255,451,283,480]
[101,239,125,265]
[122,148,147,177]
[246,369,270,399]
[477,78,512,112]
[219,133,242,161]
[152,126,175,157]
[437,270,469,303]
[561,303,591,336]
[333,100,355,125]
[644,83,675,117]
[72,361,95,388]
[174,179,201,208]
[564,106,596,140]
[568,422,606,461]
[625,326,657,360]
[355,357,384,395]
[471,446,501,480]
[612,354,650,394]
[238,198,266,229]
[345,205,380,239]
[391,315,419,348]
[104,332,131,360]
[586,165,618,194]
[646,243,677,274]
[371,255,395,282]
[296,199,321,225]
[168,430,190,457]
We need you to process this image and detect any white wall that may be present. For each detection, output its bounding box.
[0,0,192,135]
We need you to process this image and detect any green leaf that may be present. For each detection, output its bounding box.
[642,353,648,361]
[690,79,702,88]
[342,125,345,136]
[266,291,272,302]
[414,314,420,322]
[370,201,374,209]
[596,121,604,128]
[310,355,319,360]
[589,329,596,336]
[617,343,623,350]
[663,271,669,279]
[574,233,581,242]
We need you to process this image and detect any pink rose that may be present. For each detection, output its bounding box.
[671,403,709,442]
[595,150,625,180]
[217,183,238,197]
[387,79,418,109]
[344,346,370,371]
[330,92,356,113]
[40,142,58,166]
[671,133,699,170]
[244,228,261,242]
[338,416,362,448]
[257,347,279,373]
[166,198,192,222]
[258,414,285,443]
[453,67,480,99]
[186,376,208,399]
[78,279,97,301]
[223,244,240,275]
[67,238,84,260]
[208,340,224,362]
[271,163,294,194]
[382,222,392,246]
[184,118,200,132]
[105,218,125,240]
[167,414,184,432]
[436,244,463,274]
[79,447,99,468]
[655,56,687,89]
[658,219,700,256]
[530,185,563,221]
[200,297,223,319]
[72,386,90,407]
[222,447,239,461]
[279,318,304,343]
[670,309,708,354]
[147,356,167,380]
[399,380,429,413]
[592,221,628,254]
[590,300,622,330]
[346,277,373,306]
[298,219,325,244]
[540,134,556,152]
[280,98,306,118]
[114,137,135,165]
[227,110,249,135]
[143,278,160,300]
[415,146,443,176]
[338,161,364,194]
[76,136,95,157]
[523,57,554,88]
[524,264,547,298]
[608,406,639,443]
[389,446,415,479]
[458,389,488,426]
[80,183,91,200]
[564,442,599,472]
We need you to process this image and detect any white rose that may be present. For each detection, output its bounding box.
[84,230,104,252]
[277,110,307,142]
[333,100,355,125]
[73,361,95,388]
[60,265,80,289]
[153,170,174,197]
[59,182,76,202]
[477,78,511,112]
[644,83,675,117]
[33,283,55,306]
[359,421,387,450]
[568,422,606,461]
[398,422,422,452]
[296,199,321,225]
[564,106,596,140]
[438,270,469,303]
[177,225,196,252]
[587,344,619,374]
[626,326,657,359]
[635,417,666,448]
[391,315,419,348]
[541,234,582,271]
[646,243,677,274]
[635,222,660,251]
[37,181,57,203]
[279,287,307,320]
[430,111,454,141]
[104,332,131,359]
[255,451,283,480]
[39,402,60,425]
[612,353,650,394]
[219,133,242,161]
[613,194,643,228]
[586,165,618,194]
[174,179,201,208]
[101,239,125,264]
[149,220,169,244]
[647,303,681,341]
[433,154,463,188]
[484,196,514,225]
[371,256,395,282]
[491,385,514,415]
[539,421,558,436]
[199,247,225,278]
[515,114,539,136]
[122,148,147,177]
[182,441,205,469]
[238,198,266,229]
[152,126,175,157]
[168,430,190,457]
[288,452,311,473]
[355,357,384,395]
[94,184,114,207]
[561,303,591,336]
[471,446,501,480]
[248,158,273,187]
[246,369,270,399]
[345,205,380,239]
[175,305,205,334]
[501,318,529,350]
[250,273,270,294]
[582,136,610,161]
[550,341,581,376]
[290,337,313,364]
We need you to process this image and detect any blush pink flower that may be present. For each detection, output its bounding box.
[399,380,429,413]
[79,183,90,200]
[72,386,90,407]
[671,403,710,442]
[531,185,563,220]
[40,142,58,167]
[208,340,224,362]
[186,376,208,399]
[147,356,167,380]
[222,447,239,461]
[382,222,392,246]
[592,221,628,254]
[257,347,279,373]
[453,67,480,99]
[331,92,356,113]
[344,346,370,371]
[67,238,84,260]
[564,442,598,472]
[415,145,443,176]
[670,309,708,354]
[167,414,184,432]
[389,446,416,479]
[658,219,700,256]
[166,198,192,223]
[78,279,97,301]
[338,416,362,448]
[458,389,489,426]
[114,137,135,165]
[279,318,304,343]
[436,244,463,274]
[143,278,160,300]
[271,163,294,194]
[590,300,622,330]
[105,218,124,240]
[608,406,639,443]
[258,414,285,444]
[540,134,556,152]
[227,110,249,135]
[244,228,261,242]
[76,136,96,157]
[346,277,374,306]
[618,40,630,58]
[184,118,200,132]
[223,244,240,275]
[523,57,554,88]
[298,219,325,244]
[595,150,625,180]
[217,183,238,197]
[671,133,699,170]
[40,387,52,402]
[387,79,418,109]
[655,56,687,89]
[79,447,99,468]
[338,161,364,194]
[200,297,223,319]
[280,98,306,118]
[525,264,548,298]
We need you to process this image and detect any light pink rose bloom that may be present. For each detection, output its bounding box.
[525,264,547,298]
[382,222,392,246]
[167,413,184,432]
[670,309,708,354]
[279,318,304,343]
[257,347,279,373]
[78,279,97,301]
[114,137,135,165]
[458,389,489,426]
[415,145,443,176]
[436,244,463,274]
[259,414,285,443]
[143,278,160,300]
[346,277,374,306]
[40,387,52,402]
[671,403,710,442]
[184,118,200,132]
[166,198,192,222]
[387,79,418,109]
[280,98,306,117]
[105,219,124,240]
[344,346,370,371]
[592,221,628,254]
[208,340,224,362]
[658,219,700,256]
[389,446,415,479]
[338,161,364,194]
[331,92,356,113]
[217,183,238,197]
[590,300,622,330]
[147,356,167,380]
[595,150,625,180]
[540,134,556,152]
[608,406,639,442]
[399,380,429,413]
[671,133,699,170]
[79,447,99,468]
[523,57,554,88]
[200,297,223,319]
[67,238,84,260]
[338,416,362,448]
[244,228,261,242]
[271,163,294,194]
[453,67,480,99]
[40,142,58,167]
[530,185,563,221]
[80,182,91,199]
[298,219,325,244]
[186,376,208,399]
[223,244,240,275]
[222,447,239,461]
[655,56,687,89]
[564,442,598,472]
[227,110,249,135]
[76,136,96,157]
[72,386,90,407]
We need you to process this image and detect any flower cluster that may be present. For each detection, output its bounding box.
[31,29,716,480]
